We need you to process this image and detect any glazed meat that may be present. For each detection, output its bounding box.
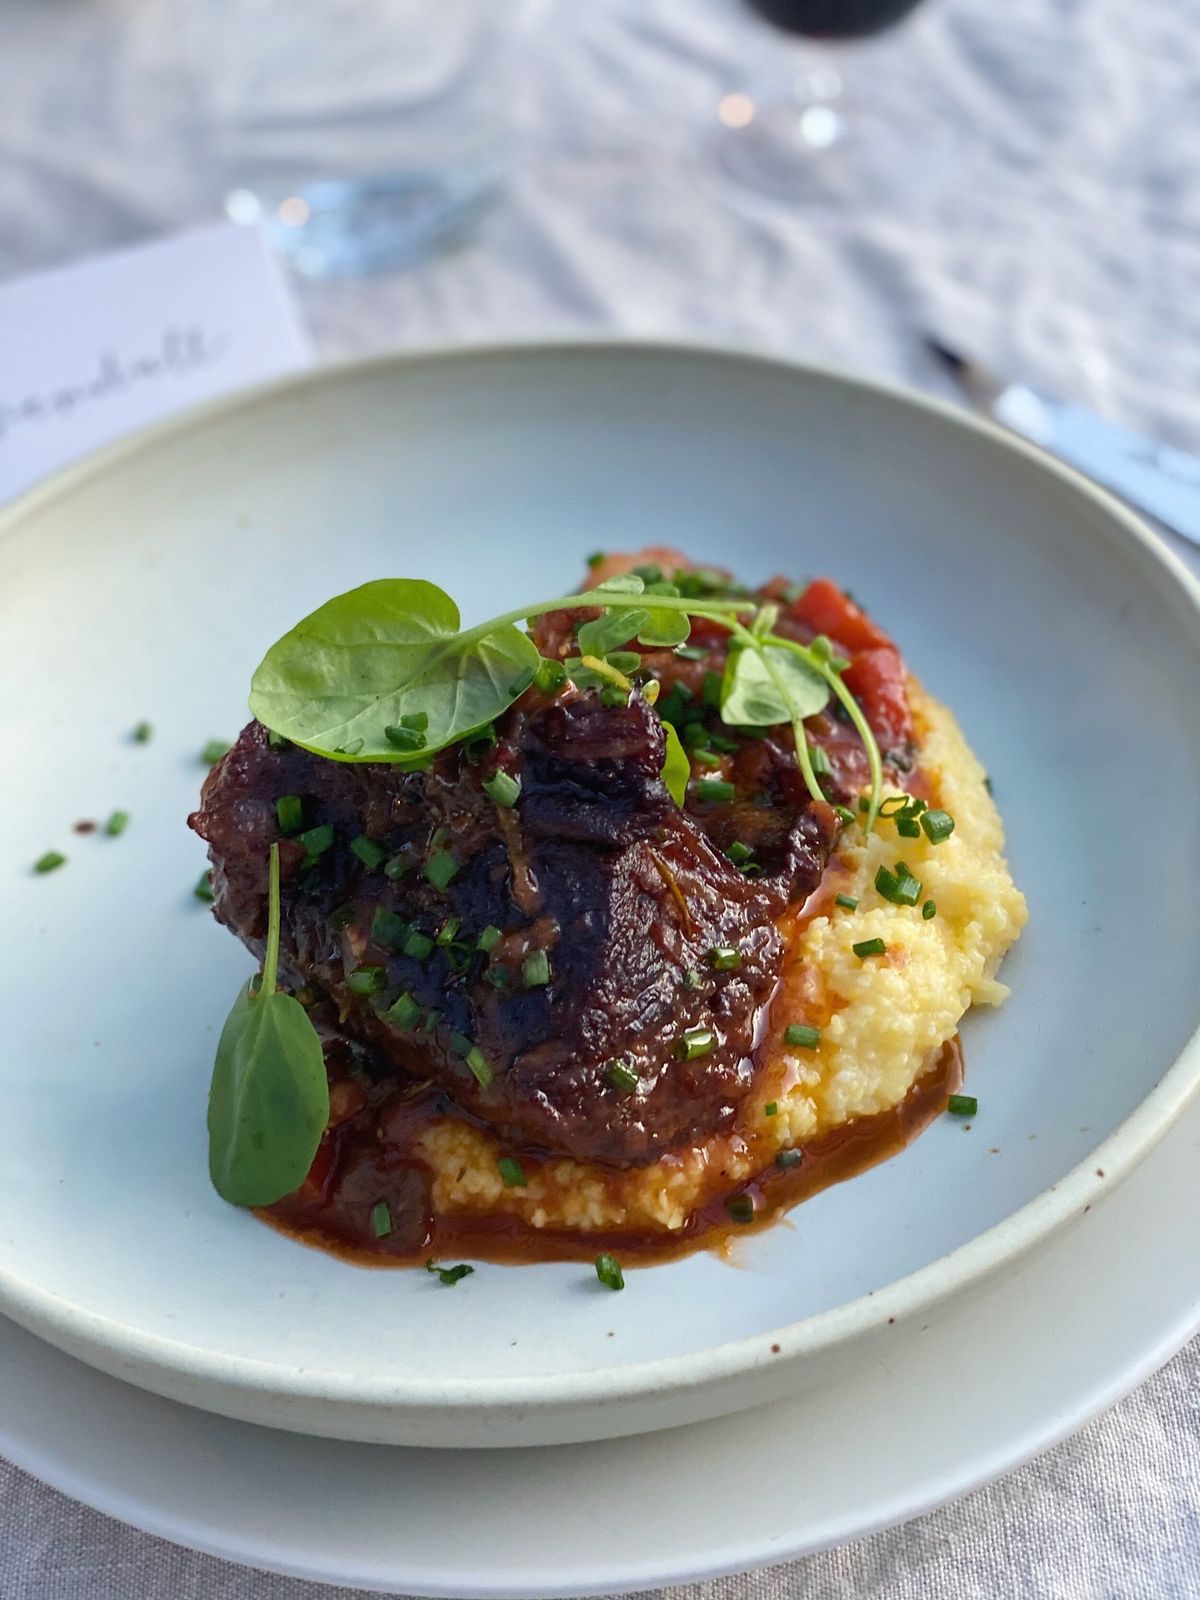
[191,690,838,1167]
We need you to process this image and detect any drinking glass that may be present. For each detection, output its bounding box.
[715,0,933,205]
[191,0,522,279]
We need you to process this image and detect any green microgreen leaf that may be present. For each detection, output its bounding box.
[249,579,541,765]
[207,843,329,1207]
[577,608,650,659]
[720,642,830,727]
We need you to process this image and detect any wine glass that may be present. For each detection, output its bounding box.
[714,0,933,205]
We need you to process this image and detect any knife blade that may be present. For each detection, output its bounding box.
[925,336,1200,548]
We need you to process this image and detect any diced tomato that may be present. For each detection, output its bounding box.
[791,579,893,654]
[842,646,912,749]
[290,1134,335,1207]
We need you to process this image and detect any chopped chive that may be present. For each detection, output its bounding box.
[193,869,214,901]
[898,797,928,818]
[424,850,459,891]
[808,743,832,778]
[335,739,365,756]
[104,810,130,838]
[483,769,522,808]
[426,1259,474,1286]
[403,929,434,960]
[388,991,423,1029]
[683,722,710,750]
[371,907,410,949]
[726,1194,755,1224]
[700,669,723,710]
[920,809,956,844]
[606,1058,639,1092]
[875,864,921,907]
[947,1094,977,1117]
[397,711,428,732]
[348,966,386,996]
[707,732,738,754]
[446,942,474,976]
[201,738,232,766]
[266,728,288,750]
[675,644,707,661]
[497,1155,526,1187]
[878,796,910,818]
[486,965,510,989]
[384,723,426,752]
[675,1026,714,1060]
[764,1101,779,1117]
[463,725,498,763]
[693,749,722,768]
[853,937,887,959]
[436,916,461,946]
[423,1007,441,1033]
[709,945,742,971]
[383,850,415,881]
[693,778,735,804]
[452,1033,494,1087]
[534,656,568,696]
[835,893,859,910]
[274,795,303,835]
[922,899,937,920]
[34,850,66,874]
[776,1148,804,1169]
[726,841,755,867]
[983,774,994,795]
[477,925,502,953]
[132,720,153,743]
[683,967,705,991]
[350,835,386,870]
[465,1046,493,1087]
[834,804,856,826]
[896,816,921,838]
[784,1023,820,1049]
[298,824,334,861]
[370,1201,393,1238]
[522,949,550,988]
[595,1252,625,1291]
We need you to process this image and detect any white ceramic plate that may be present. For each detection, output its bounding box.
[2,343,1199,1447]
[1,1082,1197,1596]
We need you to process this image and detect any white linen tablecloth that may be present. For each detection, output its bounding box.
[1,0,1197,1593]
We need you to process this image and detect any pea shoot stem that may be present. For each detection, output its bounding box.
[349,584,884,829]
[262,842,282,997]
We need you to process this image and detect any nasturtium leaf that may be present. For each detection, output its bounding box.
[249,580,541,762]
[577,608,651,659]
[637,609,691,649]
[207,981,329,1207]
[720,643,830,727]
[660,721,690,807]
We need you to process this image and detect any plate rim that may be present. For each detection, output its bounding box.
[1,1088,1197,1596]
[3,335,1199,1419]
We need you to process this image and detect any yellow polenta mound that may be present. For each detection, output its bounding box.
[419,684,1027,1236]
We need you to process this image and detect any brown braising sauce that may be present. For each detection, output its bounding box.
[261,1026,962,1270]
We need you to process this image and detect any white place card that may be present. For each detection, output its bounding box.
[0,223,312,503]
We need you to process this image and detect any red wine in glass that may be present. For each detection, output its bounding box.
[745,0,926,39]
